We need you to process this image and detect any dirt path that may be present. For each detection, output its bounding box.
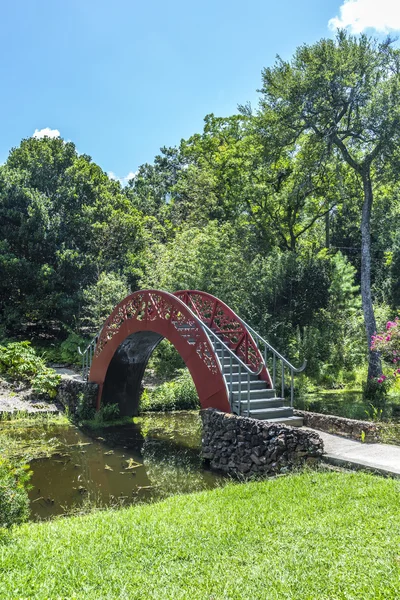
[0,367,81,414]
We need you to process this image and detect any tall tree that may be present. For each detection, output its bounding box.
[259,31,400,380]
[0,137,144,333]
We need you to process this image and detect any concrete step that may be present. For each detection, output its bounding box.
[222,364,241,374]
[232,397,286,410]
[245,406,294,420]
[172,322,197,330]
[225,373,267,389]
[231,388,278,401]
[229,380,268,391]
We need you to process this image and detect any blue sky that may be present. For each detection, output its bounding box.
[1,0,399,182]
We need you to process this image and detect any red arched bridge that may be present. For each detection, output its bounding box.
[81,290,306,425]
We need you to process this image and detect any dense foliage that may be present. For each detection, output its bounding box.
[0,341,60,398]
[1,31,400,392]
[140,370,199,412]
[0,459,30,529]
[371,319,400,383]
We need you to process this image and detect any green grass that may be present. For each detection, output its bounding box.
[1,471,400,599]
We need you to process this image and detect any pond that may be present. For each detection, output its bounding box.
[297,391,400,422]
[20,393,400,520]
[27,412,226,521]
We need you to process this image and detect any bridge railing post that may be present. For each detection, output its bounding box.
[290,369,294,408]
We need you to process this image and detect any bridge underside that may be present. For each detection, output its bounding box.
[102,330,163,417]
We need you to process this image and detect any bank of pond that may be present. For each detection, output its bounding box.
[1,388,400,521]
[1,402,400,597]
[2,411,225,521]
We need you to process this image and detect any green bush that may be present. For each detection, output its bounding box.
[31,368,61,399]
[0,459,31,529]
[140,369,199,412]
[60,333,89,366]
[147,339,185,381]
[75,393,96,421]
[95,403,120,422]
[0,341,60,398]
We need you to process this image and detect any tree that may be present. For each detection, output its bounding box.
[173,114,343,254]
[259,30,400,380]
[0,137,144,333]
[124,146,183,220]
[81,271,130,332]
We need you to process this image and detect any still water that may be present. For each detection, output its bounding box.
[26,394,400,520]
[28,412,225,521]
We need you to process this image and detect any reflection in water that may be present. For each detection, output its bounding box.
[28,412,225,521]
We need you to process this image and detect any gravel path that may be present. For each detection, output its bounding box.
[0,367,82,414]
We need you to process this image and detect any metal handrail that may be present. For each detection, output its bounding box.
[78,329,102,380]
[241,319,307,374]
[201,322,259,415]
[236,317,306,407]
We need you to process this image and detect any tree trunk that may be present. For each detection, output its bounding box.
[361,169,381,380]
[325,210,330,249]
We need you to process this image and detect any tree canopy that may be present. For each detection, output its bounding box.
[1,31,400,390]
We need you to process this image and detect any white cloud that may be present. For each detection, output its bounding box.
[123,171,137,183]
[32,127,61,139]
[108,171,137,186]
[329,0,400,33]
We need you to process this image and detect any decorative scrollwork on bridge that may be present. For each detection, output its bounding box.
[94,290,218,374]
[175,290,264,374]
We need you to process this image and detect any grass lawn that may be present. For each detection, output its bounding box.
[1,471,400,599]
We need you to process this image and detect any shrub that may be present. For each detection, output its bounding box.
[0,459,31,529]
[371,318,400,386]
[31,368,61,399]
[0,341,60,398]
[148,339,185,381]
[95,403,120,422]
[60,333,89,366]
[75,393,96,421]
[140,369,199,412]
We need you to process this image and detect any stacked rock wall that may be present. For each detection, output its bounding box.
[57,378,98,415]
[201,408,324,477]
[294,410,380,442]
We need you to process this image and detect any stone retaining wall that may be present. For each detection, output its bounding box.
[56,378,98,415]
[294,409,380,442]
[201,408,324,477]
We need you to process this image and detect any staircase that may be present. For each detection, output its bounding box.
[175,290,306,427]
[214,338,303,426]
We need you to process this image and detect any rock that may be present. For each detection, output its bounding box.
[201,408,324,479]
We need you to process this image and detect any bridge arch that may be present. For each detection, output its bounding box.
[89,290,232,416]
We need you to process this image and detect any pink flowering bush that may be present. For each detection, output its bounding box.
[370,318,400,383]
